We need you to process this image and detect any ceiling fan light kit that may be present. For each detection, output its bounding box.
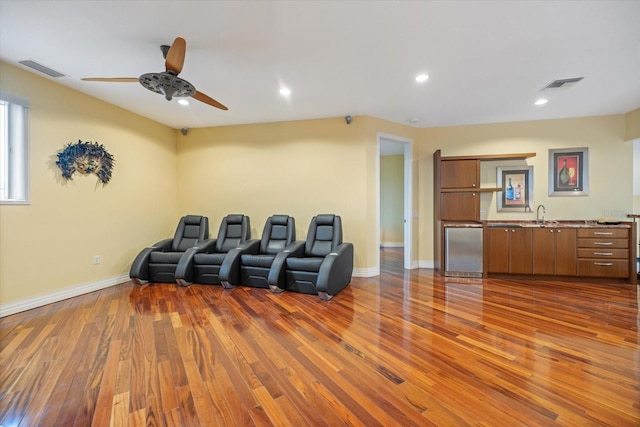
[82,36,227,110]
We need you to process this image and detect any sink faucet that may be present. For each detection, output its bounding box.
[536,204,546,223]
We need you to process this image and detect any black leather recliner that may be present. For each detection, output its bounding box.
[129,215,209,285]
[219,215,296,289]
[175,214,250,286]
[268,214,354,300]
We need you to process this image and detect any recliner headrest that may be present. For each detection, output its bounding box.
[183,215,203,225]
[226,214,244,224]
[315,214,335,226]
[270,215,289,226]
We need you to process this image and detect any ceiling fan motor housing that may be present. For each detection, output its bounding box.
[139,72,195,101]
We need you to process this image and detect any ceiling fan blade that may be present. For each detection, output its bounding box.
[165,37,186,74]
[192,90,228,110]
[81,77,139,82]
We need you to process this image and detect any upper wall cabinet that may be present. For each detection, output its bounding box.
[440,159,479,189]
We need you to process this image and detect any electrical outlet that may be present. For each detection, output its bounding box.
[93,255,100,265]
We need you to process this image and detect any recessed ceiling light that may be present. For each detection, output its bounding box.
[178,99,189,106]
[534,98,548,106]
[415,74,429,83]
[407,118,420,124]
[279,87,291,96]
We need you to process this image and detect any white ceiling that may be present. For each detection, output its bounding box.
[1,1,639,130]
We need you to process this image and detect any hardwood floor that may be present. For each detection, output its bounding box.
[1,248,639,426]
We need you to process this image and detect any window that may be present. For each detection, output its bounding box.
[0,92,29,204]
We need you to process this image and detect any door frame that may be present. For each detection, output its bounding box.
[377,132,414,271]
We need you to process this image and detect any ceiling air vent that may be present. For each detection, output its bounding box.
[19,60,65,78]
[541,77,583,91]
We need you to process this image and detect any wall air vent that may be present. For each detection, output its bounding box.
[541,77,584,91]
[18,60,65,78]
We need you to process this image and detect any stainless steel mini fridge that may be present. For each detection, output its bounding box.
[444,227,483,277]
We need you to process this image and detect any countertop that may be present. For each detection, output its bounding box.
[443,220,633,229]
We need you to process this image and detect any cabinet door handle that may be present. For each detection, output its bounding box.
[593,242,613,246]
[594,252,613,256]
[549,230,554,233]
[593,232,613,235]
[594,262,613,266]
[472,183,476,187]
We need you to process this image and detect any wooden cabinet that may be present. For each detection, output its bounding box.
[440,159,480,221]
[484,223,636,284]
[487,227,532,274]
[532,228,576,276]
[577,228,630,278]
[440,192,479,221]
[441,159,479,189]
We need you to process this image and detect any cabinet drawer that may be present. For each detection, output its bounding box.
[577,259,629,278]
[577,238,628,249]
[577,248,629,259]
[577,228,628,239]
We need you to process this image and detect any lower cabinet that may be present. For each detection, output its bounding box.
[487,227,532,274]
[486,225,634,282]
[576,228,629,278]
[532,228,576,276]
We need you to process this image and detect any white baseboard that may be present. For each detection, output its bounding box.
[353,260,426,278]
[352,266,379,277]
[0,273,130,317]
[418,260,435,269]
[380,242,404,248]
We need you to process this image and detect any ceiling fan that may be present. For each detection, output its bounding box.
[82,37,227,110]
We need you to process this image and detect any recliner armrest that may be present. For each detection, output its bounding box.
[316,242,354,299]
[267,241,305,291]
[174,239,218,285]
[194,239,218,253]
[219,239,261,287]
[236,239,260,253]
[129,238,174,283]
[130,247,155,283]
[152,238,174,251]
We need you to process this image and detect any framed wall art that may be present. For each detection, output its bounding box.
[497,166,533,212]
[548,147,588,196]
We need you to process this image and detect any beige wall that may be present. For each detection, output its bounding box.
[176,115,416,273]
[625,108,640,141]
[177,117,371,271]
[0,62,179,304]
[380,155,404,245]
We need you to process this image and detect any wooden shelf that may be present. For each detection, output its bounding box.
[441,187,502,193]
[441,152,536,161]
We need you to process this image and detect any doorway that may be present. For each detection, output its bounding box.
[377,132,413,272]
